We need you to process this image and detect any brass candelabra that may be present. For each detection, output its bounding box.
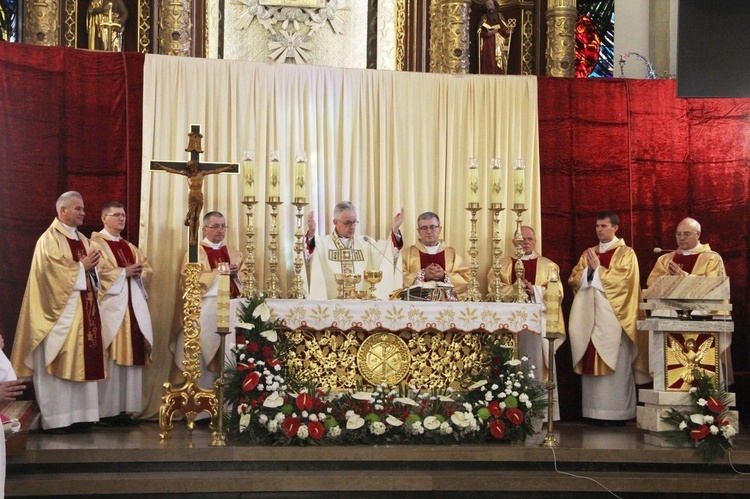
[541,268,561,448]
[241,197,259,298]
[461,204,482,302]
[210,326,231,447]
[486,203,505,302]
[511,206,530,303]
[288,199,308,299]
[265,198,283,298]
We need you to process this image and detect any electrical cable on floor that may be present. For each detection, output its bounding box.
[549,446,624,499]
[728,451,750,475]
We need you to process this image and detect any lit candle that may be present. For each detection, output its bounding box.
[467,157,479,206]
[217,262,231,329]
[490,157,503,206]
[268,150,280,200]
[242,150,255,200]
[294,151,307,201]
[513,159,525,208]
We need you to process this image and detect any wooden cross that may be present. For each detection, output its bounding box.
[150,125,238,262]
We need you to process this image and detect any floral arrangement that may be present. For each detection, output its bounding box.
[660,369,736,461]
[223,297,548,446]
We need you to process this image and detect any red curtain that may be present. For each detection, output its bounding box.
[0,44,144,347]
[539,77,750,420]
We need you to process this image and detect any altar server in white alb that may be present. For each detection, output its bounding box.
[304,201,404,300]
[568,211,650,426]
[90,201,153,426]
[170,211,246,391]
[11,191,104,433]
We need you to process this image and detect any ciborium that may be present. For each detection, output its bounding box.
[345,274,362,299]
[363,270,383,300]
[335,273,347,300]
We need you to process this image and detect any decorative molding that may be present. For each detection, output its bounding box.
[158,0,193,56]
[545,0,576,77]
[429,0,471,74]
[23,0,59,46]
[395,0,405,70]
[138,0,151,53]
[520,8,533,75]
[62,0,76,47]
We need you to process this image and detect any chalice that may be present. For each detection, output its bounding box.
[345,274,362,299]
[334,273,347,300]
[363,270,383,300]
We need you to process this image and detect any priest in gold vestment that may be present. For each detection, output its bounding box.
[402,212,469,300]
[488,226,565,420]
[170,211,246,397]
[11,191,105,432]
[646,217,732,386]
[305,201,404,300]
[568,212,649,425]
[90,201,153,424]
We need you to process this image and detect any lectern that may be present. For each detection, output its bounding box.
[636,275,737,446]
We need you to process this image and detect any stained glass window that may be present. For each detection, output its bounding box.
[576,0,614,78]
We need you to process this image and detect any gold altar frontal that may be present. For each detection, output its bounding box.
[268,299,544,391]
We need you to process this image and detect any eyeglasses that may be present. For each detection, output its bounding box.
[336,220,359,227]
[105,213,127,218]
[675,232,694,238]
[418,225,441,232]
[206,224,228,230]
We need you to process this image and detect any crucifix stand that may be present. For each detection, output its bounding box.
[151,125,239,439]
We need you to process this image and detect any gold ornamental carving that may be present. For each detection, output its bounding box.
[285,326,516,391]
[520,8,533,75]
[664,332,719,392]
[24,0,60,46]
[158,0,192,56]
[429,0,472,74]
[138,0,152,53]
[357,332,410,386]
[62,0,77,47]
[545,0,576,77]
[395,0,406,71]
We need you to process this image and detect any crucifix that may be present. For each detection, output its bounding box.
[150,124,239,261]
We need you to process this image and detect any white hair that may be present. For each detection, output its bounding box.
[680,217,701,233]
[56,191,82,214]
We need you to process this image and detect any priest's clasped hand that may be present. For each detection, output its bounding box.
[81,249,101,271]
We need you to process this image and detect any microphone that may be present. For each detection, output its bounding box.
[653,247,726,277]
[362,235,408,300]
[653,247,676,253]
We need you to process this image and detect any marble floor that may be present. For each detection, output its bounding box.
[7,421,750,497]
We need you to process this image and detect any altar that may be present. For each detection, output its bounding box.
[268,299,544,391]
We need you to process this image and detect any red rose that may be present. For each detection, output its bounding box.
[488,401,503,418]
[296,392,313,411]
[242,371,260,392]
[690,425,710,440]
[506,408,524,426]
[308,421,325,441]
[262,346,274,359]
[489,419,506,439]
[282,417,301,437]
[247,342,259,353]
[706,396,724,415]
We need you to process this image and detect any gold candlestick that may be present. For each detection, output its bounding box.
[541,268,561,448]
[511,206,530,303]
[461,204,482,302]
[210,326,231,447]
[486,203,505,302]
[241,198,259,299]
[289,200,308,299]
[265,199,283,298]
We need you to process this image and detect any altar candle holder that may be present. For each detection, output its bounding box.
[210,324,231,447]
[511,206,530,303]
[288,199,308,299]
[461,204,483,302]
[241,198,259,299]
[265,199,283,298]
[541,268,561,448]
[486,203,505,302]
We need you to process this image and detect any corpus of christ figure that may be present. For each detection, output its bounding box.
[150,126,238,249]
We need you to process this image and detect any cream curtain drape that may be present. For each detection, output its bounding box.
[139,54,540,417]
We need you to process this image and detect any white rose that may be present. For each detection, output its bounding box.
[485,391,494,402]
[709,425,719,435]
[258,414,268,424]
[439,421,453,435]
[704,415,714,424]
[329,425,342,437]
[519,394,529,404]
[410,422,424,435]
[297,424,309,439]
[370,421,386,435]
[697,398,707,407]
[722,424,737,439]
[267,420,278,432]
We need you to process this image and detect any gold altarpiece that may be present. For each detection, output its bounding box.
[19,0,574,77]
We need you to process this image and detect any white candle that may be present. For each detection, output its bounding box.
[268,151,280,200]
[243,151,255,200]
[490,157,502,206]
[294,151,307,201]
[467,157,479,206]
[513,159,525,208]
[217,265,230,329]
